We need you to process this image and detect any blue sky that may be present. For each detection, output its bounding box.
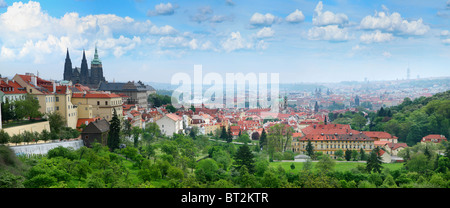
[0,0,449,84]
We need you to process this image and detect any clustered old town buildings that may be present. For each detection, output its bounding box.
[0,47,447,163]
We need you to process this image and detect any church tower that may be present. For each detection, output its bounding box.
[90,46,105,86]
[80,50,90,85]
[63,49,72,81]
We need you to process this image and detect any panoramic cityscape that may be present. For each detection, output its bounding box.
[0,0,449,204]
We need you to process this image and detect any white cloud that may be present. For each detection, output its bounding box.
[249,13,279,27]
[360,30,394,43]
[360,10,429,35]
[0,46,15,60]
[255,27,274,38]
[147,3,176,16]
[158,36,214,51]
[441,30,450,37]
[0,1,180,62]
[443,39,450,44]
[308,25,350,41]
[313,1,348,26]
[382,51,392,58]
[222,31,253,52]
[286,9,305,23]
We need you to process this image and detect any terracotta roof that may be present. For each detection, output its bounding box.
[77,117,101,128]
[72,92,121,98]
[423,134,446,139]
[166,113,182,121]
[0,80,27,94]
[363,131,398,139]
[422,134,447,143]
[299,133,373,141]
[374,141,391,147]
[387,143,408,150]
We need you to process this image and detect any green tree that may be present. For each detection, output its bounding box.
[366,147,383,173]
[351,114,367,130]
[305,140,314,159]
[131,126,142,148]
[165,105,177,113]
[47,111,65,134]
[234,144,255,174]
[335,149,344,159]
[0,130,10,145]
[13,94,41,120]
[195,158,219,182]
[107,109,121,151]
[359,148,367,161]
[344,149,352,161]
[1,99,15,122]
[259,128,267,150]
[316,154,335,174]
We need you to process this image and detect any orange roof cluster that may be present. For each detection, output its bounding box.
[0,80,26,94]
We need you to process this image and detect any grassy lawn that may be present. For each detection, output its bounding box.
[2,119,47,128]
[270,161,404,173]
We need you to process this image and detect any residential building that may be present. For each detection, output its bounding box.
[293,132,375,159]
[72,92,123,121]
[363,131,398,143]
[97,81,156,107]
[12,73,78,129]
[0,78,27,103]
[81,119,110,147]
[156,113,183,136]
[421,134,447,144]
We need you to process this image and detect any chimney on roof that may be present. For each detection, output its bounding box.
[52,81,56,93]
[31,75,37,86]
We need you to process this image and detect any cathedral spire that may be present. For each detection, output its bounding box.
[66,48,70,60]
[82,49,87,61]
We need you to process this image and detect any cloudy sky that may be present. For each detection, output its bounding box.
[0,0,449,84]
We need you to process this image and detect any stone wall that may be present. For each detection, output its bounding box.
[9,140,84,156]
[3,121,50,136]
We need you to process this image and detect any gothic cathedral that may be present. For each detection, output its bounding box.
[63,47,106,88]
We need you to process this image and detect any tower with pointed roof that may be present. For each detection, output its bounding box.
[90,45,105,86]
[63,49,73,81]
[80,49,90,85]
[63,47,105,88]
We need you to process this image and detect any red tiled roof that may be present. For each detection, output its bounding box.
[72,93,121,98]
[422,134,447,143]
[363,131,398,139]
[77,117,101,128]
[166,113,182,121]
[387,143,408,150]
[0,80,26,94]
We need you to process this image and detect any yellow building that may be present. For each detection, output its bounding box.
[13,73,78,129]
[292,133,375,159]
[204,124,221,135]
[72,92,123,121]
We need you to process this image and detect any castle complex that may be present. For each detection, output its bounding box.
[63,47,106,88]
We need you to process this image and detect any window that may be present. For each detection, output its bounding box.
[56,97,59,102]
[105,101,108,105]
[56,106,59,111]
[97,101,100,105]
